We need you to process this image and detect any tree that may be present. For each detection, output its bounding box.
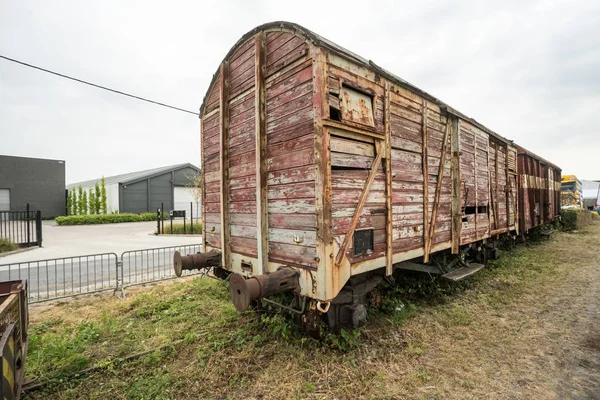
[88,188,96,215]
[66,189,72,215]
[94,182,101,214]
[184,170,202,221]
[78,186,84,215]
[100,176,107,214]
[71,190,78,215]
[81,189,88,215]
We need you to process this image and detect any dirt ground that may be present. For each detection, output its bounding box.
[23,224,600,399]
[406,233,600,400]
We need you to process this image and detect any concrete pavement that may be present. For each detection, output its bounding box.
[0,221,201,263]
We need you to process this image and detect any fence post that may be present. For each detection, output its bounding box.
[190,202,193,234]
[36,210,42,247]
[183,211,186,234]
[26,203,30,245]
[116,254,125,298]
[156,208,160,235]
[161,202,164,234]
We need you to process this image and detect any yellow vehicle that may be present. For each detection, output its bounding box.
[561,175,583,209]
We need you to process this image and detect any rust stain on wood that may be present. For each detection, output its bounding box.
[255,32,268,275]
[384,82,393,276]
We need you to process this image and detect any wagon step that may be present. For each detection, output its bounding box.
[442,263,485,281]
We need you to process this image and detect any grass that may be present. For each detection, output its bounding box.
[23,223,600,399]
[156,222,202,235]
[0,238,18,253]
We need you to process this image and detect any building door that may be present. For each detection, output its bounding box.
[0,189,9,211]
[173,187,200,221]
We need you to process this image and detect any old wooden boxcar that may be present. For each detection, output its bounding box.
[183,22,559,330]
[516,146,562,233]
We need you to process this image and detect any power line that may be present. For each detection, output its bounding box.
[0,54,199,116]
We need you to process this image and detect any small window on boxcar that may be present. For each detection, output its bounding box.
[353,229,374,256]
[339,86,375,126]
[464,206,476,215]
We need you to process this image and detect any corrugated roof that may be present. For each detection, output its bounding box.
[67,163,200,189]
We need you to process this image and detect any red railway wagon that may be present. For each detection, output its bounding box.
[516,146,562,233]
[175,22,559,331]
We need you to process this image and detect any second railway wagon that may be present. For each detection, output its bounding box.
[176,21,558,330]
[516,146,562,233]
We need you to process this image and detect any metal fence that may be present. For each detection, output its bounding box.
[0,205,42,247]
[120,244,202,290]
[0,253,118,302]
[0,244,203,303]
[155,202,201,235]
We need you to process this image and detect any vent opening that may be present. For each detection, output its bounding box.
[353,229,374,257]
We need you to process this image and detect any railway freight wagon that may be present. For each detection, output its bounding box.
[175,22,559,331]
[516,147,562,233]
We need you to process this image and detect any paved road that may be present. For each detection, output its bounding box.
[0,221,202,300]
[1,221,201,263]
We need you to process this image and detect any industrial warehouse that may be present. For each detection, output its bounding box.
[67,163,201,215]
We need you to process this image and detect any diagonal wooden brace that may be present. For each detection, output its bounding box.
[335,140,384,266]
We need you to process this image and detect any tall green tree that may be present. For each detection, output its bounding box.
[100,177,107,214]
[66,190,72,215]
[78,186,84,215]
[81,190,88,215]
[88,188,95,215]
[94,182,101,214]
[71,190,78,215]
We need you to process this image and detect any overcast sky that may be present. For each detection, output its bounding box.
[1,0,599,184]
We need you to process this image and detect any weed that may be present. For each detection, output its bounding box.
[0,238,18,253]
[325,329,361,351]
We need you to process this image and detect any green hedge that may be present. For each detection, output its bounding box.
[156,222,202,235]
[56,212,161,226]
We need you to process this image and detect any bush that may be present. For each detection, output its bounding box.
[55,212,172,225]
[139,212,162,221]
[561,209,594,231]
[156,222,202,235]
[56,213,145,225]
[0,238,18,253]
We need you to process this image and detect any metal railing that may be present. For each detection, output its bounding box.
[0,244,203,303]
[0,204,42,247]
[120,244,202,290]
[0,253,118,303]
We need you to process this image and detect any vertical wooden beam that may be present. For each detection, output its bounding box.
[494,141,499,230]
[384,82,393,276]
[451,116,461,254]
[254,32,267,275]
[474,130,478,236]
[313,47,333,300]
[426,119,450,257]
[421,99,430,262]
[200,119,206,249]
[505,145,510,229]
[219,62,231,269]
